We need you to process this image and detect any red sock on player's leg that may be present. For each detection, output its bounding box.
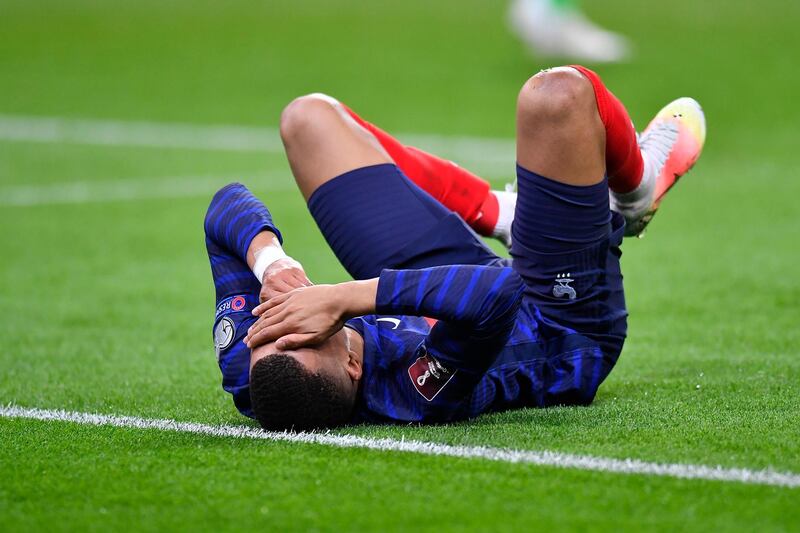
[570,65,644,194]
[342,104,499,235]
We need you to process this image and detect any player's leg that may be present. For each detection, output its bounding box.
[281,94,513,245]
[509,66,705,406]
[572,65,707,237]
[279,95,503,280]
[340,105,514,244]
[511,66,628,405]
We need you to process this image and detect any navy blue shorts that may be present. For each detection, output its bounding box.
[307,163,627,358]
[307,164,504,278]
[511,165,627,358]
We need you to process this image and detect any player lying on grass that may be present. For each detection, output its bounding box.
[204,65,706,430]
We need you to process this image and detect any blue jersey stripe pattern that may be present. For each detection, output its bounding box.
[346,265,525,422]
[378,266,523,366]
[203,183,620,424]
[347,263,614,423]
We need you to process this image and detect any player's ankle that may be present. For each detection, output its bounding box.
[491,189,516,246]
[611,140,658,199]
[471,189,515,247]
[610,162,654,221]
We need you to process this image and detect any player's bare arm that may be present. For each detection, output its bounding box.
[245,278,378,350]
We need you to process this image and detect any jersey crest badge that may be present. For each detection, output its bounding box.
[552,273,577,300]
[408,351,457,401]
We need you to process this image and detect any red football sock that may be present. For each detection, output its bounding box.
[342,104,498,235]
[570,65,644,194]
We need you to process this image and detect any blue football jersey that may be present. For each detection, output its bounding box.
[345,266,614,423]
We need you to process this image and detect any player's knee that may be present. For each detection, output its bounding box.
[517,67,596,127]
[279,93,340,146]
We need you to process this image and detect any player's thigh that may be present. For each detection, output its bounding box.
[307,163,502,279]
[510,167,628,357]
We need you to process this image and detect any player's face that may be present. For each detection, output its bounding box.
[249,329,358,391]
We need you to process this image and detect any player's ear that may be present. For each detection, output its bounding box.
[345,349,362,381]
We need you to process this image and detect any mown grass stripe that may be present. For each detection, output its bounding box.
[0,114,514,174]
[0,173,293,206]
[3,405,798,488]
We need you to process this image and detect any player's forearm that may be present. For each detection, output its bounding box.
[334,278,379,318]
[246,230,289,282]
[246,230,282,268]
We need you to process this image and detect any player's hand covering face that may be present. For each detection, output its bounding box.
[245,285,346,351]
[259,257,312,302]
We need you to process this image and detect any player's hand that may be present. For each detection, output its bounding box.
[259,257,312,302]
[245,285,345,350]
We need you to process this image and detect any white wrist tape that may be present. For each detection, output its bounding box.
[252,246,288,282]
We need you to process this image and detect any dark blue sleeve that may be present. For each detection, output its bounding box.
[376,265,524,374]
[203,183,281,418]
[204,182,282,261]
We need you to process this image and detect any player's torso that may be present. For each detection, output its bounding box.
[347,303,607,423]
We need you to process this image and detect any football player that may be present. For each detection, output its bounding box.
[204,65,705,429]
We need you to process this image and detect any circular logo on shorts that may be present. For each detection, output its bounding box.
[214,317,236,355]
[231,296,246,311]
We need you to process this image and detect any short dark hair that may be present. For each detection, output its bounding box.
[249,354,353,431]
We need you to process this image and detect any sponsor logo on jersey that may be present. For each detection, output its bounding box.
[214,317,236,357]
[215,295,248,319]
[376,317,401,329]
[552,273,577,300]
[408,351,457,401]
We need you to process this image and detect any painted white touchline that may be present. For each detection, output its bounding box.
[2,405,798,488]
[0,114,514,174]
[0,172,294,206]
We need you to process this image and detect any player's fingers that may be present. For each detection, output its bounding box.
[292,270,312,287]
[285,276,302,288]
[252,293,289,315]
[246,309,286,339]
[264,279,294,299]
[245,322,288,348]
[245,311,286,343]
[275,333,315,351]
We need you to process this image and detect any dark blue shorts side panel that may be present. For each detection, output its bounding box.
[510,166,628,360]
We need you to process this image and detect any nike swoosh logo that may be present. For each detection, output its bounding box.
[376,317,401,329]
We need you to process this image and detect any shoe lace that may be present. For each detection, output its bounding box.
[639,121,679,173]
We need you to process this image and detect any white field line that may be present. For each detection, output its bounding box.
[2,405,798,489]
[0,172,293,206]
[0,114,514,174]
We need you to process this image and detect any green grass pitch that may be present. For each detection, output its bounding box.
[1,0,799,530]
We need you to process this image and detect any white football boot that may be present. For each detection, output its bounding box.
[611,97,707,237]
[509,0,630,63]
